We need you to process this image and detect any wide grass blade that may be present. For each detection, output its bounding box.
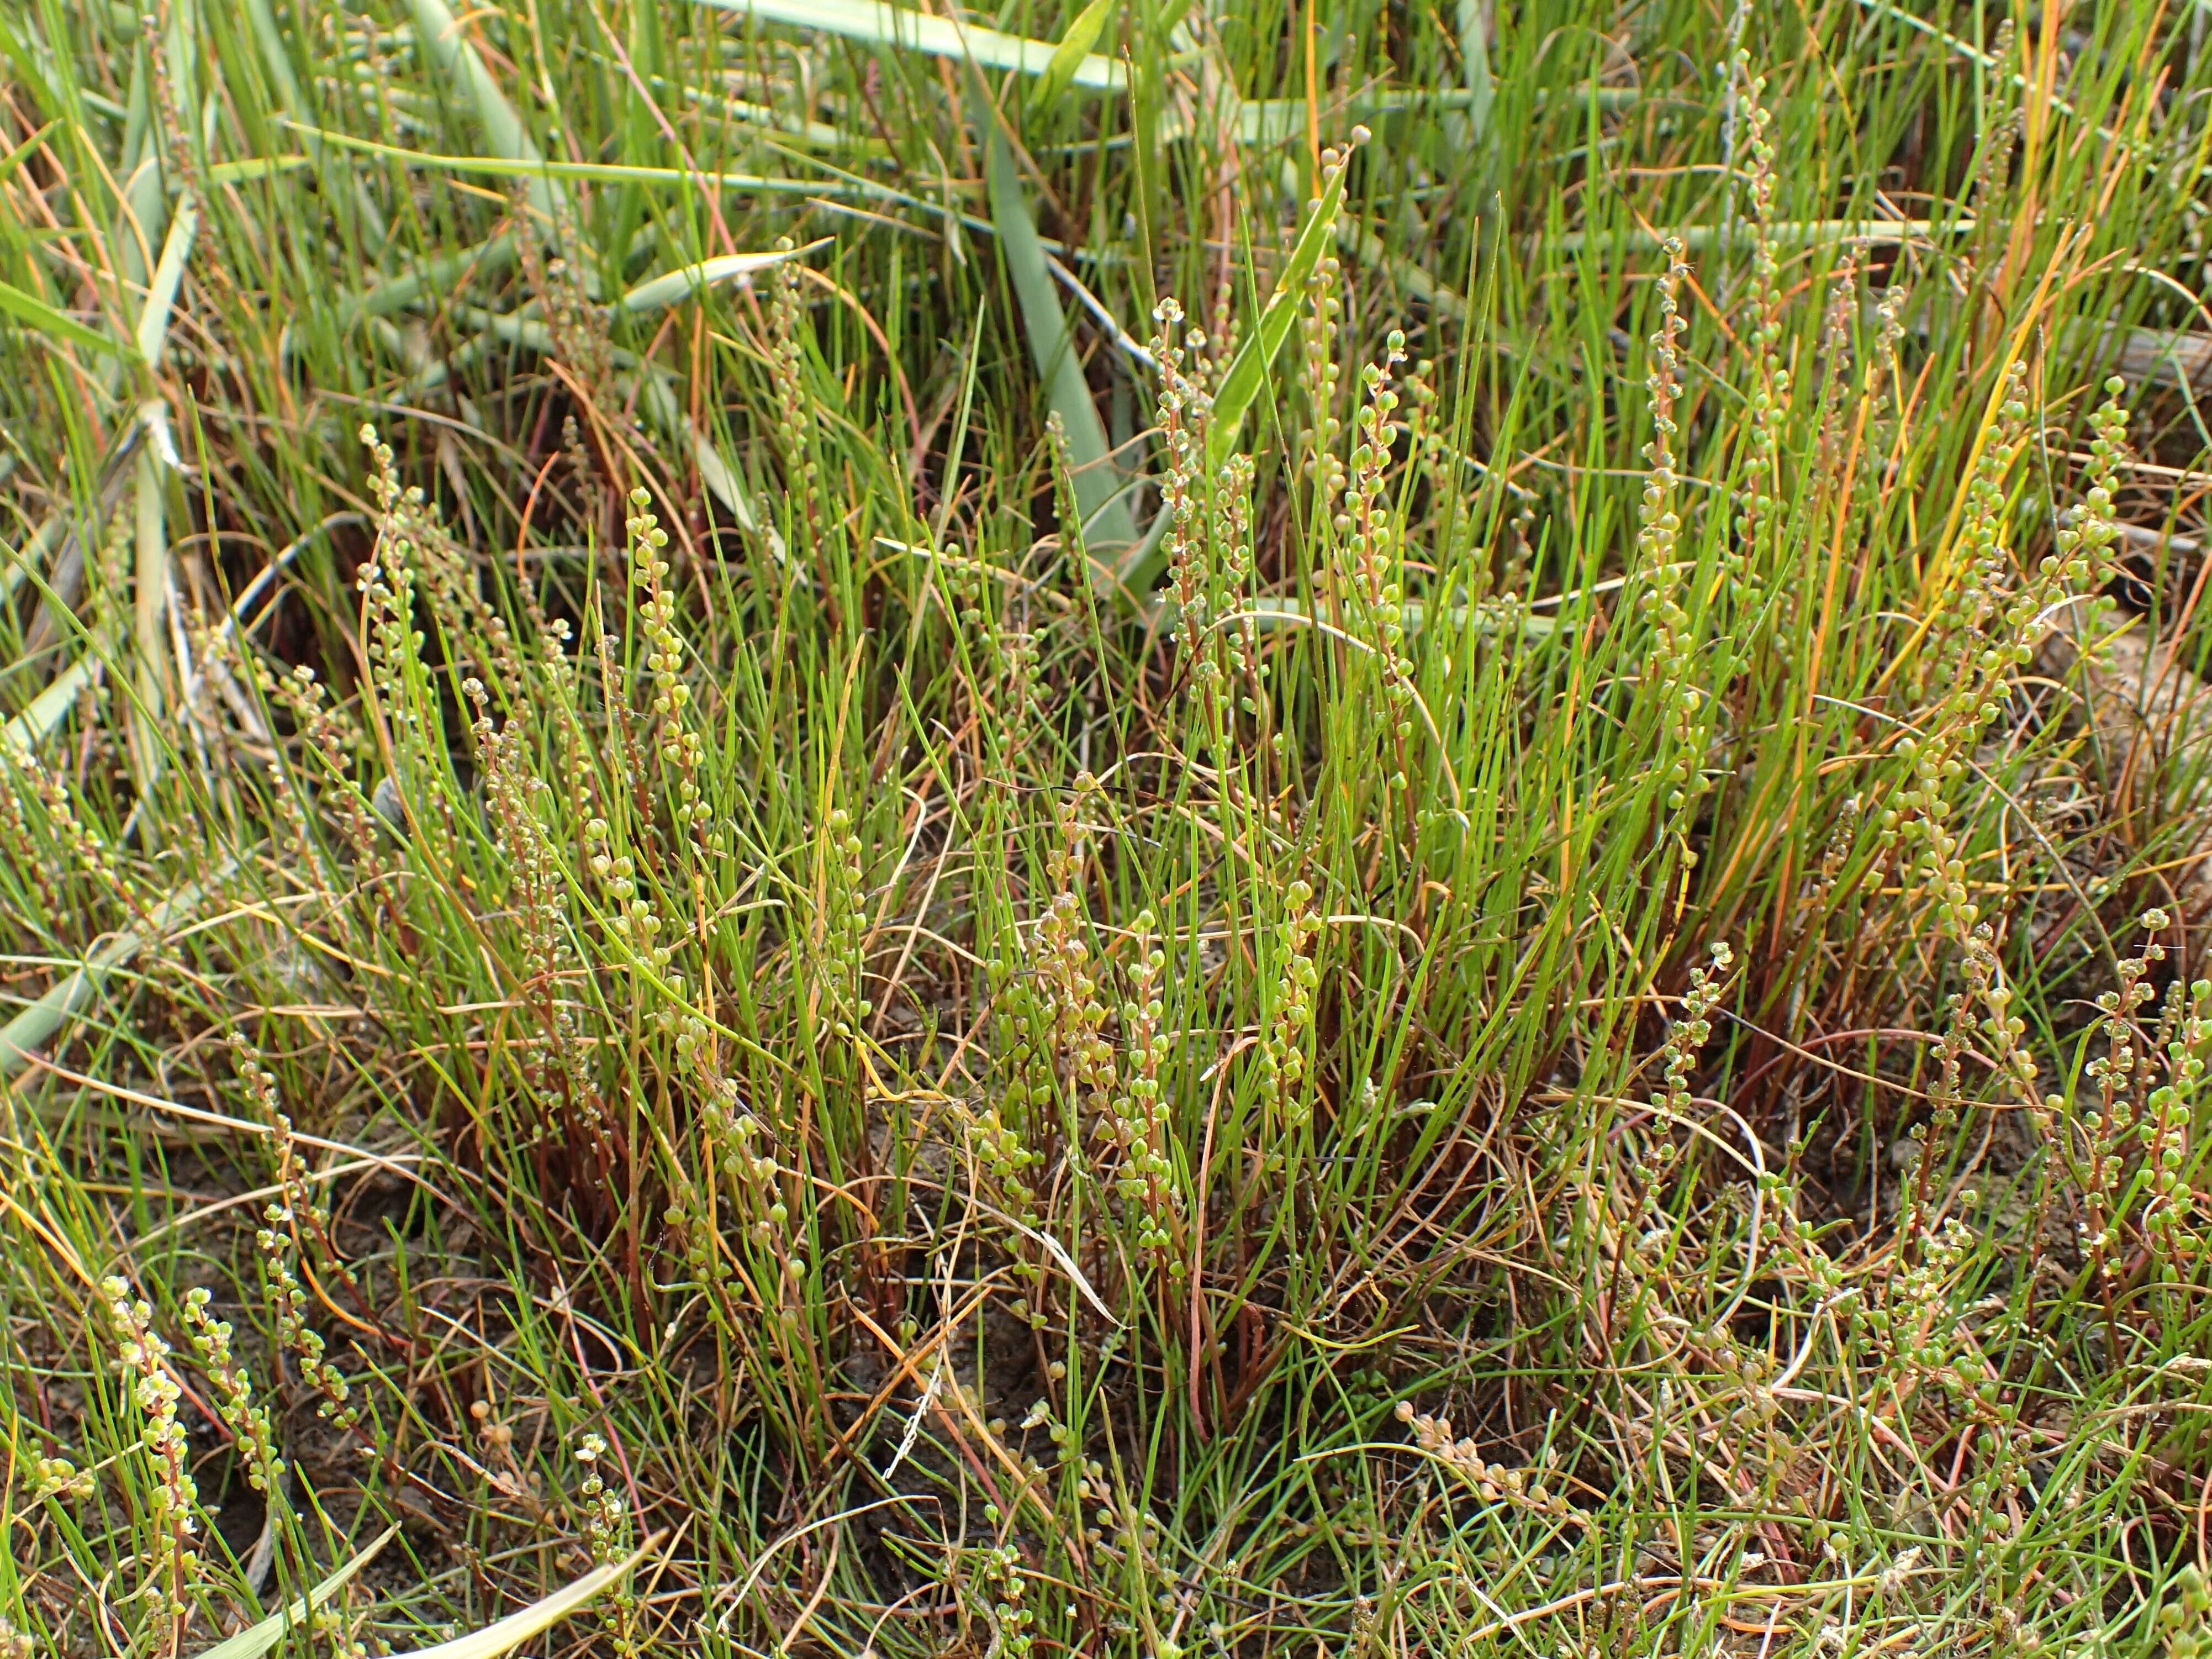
[129,417,168,797]
[1202,159,1348,476]
[405,0,563,225]
[192,1528,399,1659]
[1035,0,1115,109]
[397,1536,661,1658]
[616,244,818,315]
[0,277,124,359]
[697,0,1124,92]
[983,92,1138,572]
[1,655,101,761]
[137,202,197,367]
[0,865,225,1081]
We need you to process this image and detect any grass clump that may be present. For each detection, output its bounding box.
[4,1,2212,1656]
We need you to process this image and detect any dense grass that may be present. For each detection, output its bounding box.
[6,1,2212,1655]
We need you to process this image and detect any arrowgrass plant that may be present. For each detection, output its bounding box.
[5,1,2212,1656]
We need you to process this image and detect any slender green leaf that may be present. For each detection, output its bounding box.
[696,0,1124,91]
[0,118,53,188]
[615,241,822,315]
[397,1536,660,1659]
[1202,160,1349,475]
[405,0,565,224]
[0,278,123,359]
[191,1529,399,1659]
[1036,0,1114,108]
[983,94,1137,571]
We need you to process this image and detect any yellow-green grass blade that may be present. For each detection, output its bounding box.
[698,0,1123,92]
[395,1535,661,1658]
[983,93,1137,574]
[405,0,564,226]
[0,277,125,360]
[190,1529,399,1659]
[1035,0,1115,108]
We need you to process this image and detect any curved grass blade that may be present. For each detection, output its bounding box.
[0,277,124,360]
[1200,159,1347,478]
[405,0,564,225]
[396,1534,662,1658]
[191,1528,399,1659]
[696,0,1123,93]
[1101,161,1361,595]
[1036,0,1115,109]
[615,241,821,315]
[0,863,228,1081]
[340,236,519,328]
[983,93,1137,573]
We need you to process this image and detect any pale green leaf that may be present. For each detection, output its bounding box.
[406,0,564,225]
[1202,160,1348,475]
[0,654,99,763]
[695,0,1123,91]
[394,1536,659,1658]
[191,1528,398,1659]
[136,201,198,367]
[614,241,822,315]
[1036,0,1115,108]
[204,154,311,185]
[983,94,1137,572]
[0,857,229,1081]
[0,278,124,360]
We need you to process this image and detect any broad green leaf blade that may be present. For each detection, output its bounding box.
[1118,157,1349,593]
[191,1528,398,1659]
[635,372,772,542]
[0,861,228,1081]
[129,417,170,796]
[406,0,565,226]
[1455,0,1494,145]
[695,0,1124,92]
[136,201,198,367]
[397,1536,659,1658]
[341,236,519,327]
[983,98,1137,575]
[1546,218,1955,254]
[1036,0,1115,108]
[0,278,124,360]
[615,242,821,315]
[1201,161,1349,476]
[204,155,311,185]
[0,119,53,188]
[1,654,99,762]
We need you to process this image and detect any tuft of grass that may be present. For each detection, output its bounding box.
[4,2,2212,1656]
